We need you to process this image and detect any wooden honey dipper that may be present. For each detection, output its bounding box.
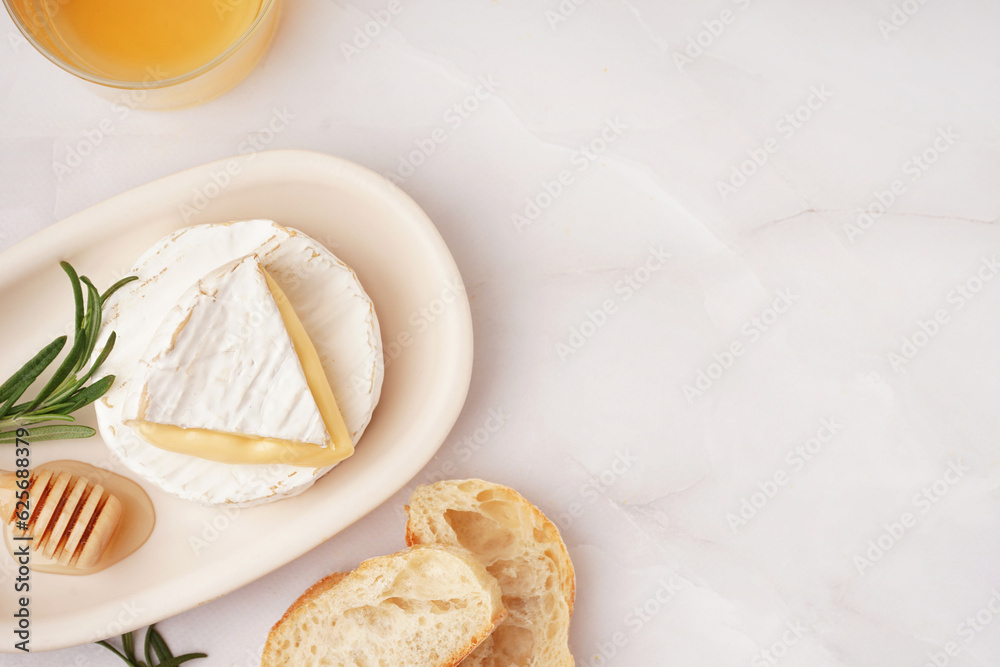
[0,467,122,569]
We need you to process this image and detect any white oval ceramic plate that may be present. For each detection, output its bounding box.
[0,150,473,652]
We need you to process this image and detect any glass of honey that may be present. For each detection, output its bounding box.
[3,0,279,109]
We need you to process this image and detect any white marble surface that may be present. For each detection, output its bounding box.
[2,0,1000,665]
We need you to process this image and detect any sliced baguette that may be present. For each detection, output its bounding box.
[262,545,506,667]
[406,479,575,667]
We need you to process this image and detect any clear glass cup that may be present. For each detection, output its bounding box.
[2,0,279,110]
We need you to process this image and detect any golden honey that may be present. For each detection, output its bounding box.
[5,0,277,108]
[2,461,155,576]
[39,0,263,81]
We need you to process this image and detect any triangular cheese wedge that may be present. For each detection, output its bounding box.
[125,254,353,468]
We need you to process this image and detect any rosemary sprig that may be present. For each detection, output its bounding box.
[97,625,207,667]
[0,262,136,443]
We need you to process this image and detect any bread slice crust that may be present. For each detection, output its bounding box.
[406,479,576,667]
[262,545,506,667]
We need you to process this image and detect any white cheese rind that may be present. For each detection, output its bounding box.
[126,255,331,447]
[95,221,384,506]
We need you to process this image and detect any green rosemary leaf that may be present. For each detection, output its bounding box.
[0,424,95,443]
[153,653,207,667]
[26,405,78,419]
[0,413,76,427]
[147,625,173,661]
[47,314,116,407]
[66,375,114,412]
[144,625,157,666]
[60,261,85,343]
[101,274,138,304]
[0,336,67,419]
[1,263,132,444]
[24,332,87,413]
[28,424,94,439]
[122,630,138,663]
[79,276,103,375]
[0,400,28,415]
[96,626,206,667]
[96,639,136,666]
[74,330,117,391]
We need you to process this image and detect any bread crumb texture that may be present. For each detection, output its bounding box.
[406,479,576,667]
[261,545,506,667]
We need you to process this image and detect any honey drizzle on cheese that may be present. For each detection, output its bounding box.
[128,265,353,468]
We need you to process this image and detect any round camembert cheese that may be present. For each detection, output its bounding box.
[95,221,384,506]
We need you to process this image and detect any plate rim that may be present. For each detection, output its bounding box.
[0,149,474,653]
